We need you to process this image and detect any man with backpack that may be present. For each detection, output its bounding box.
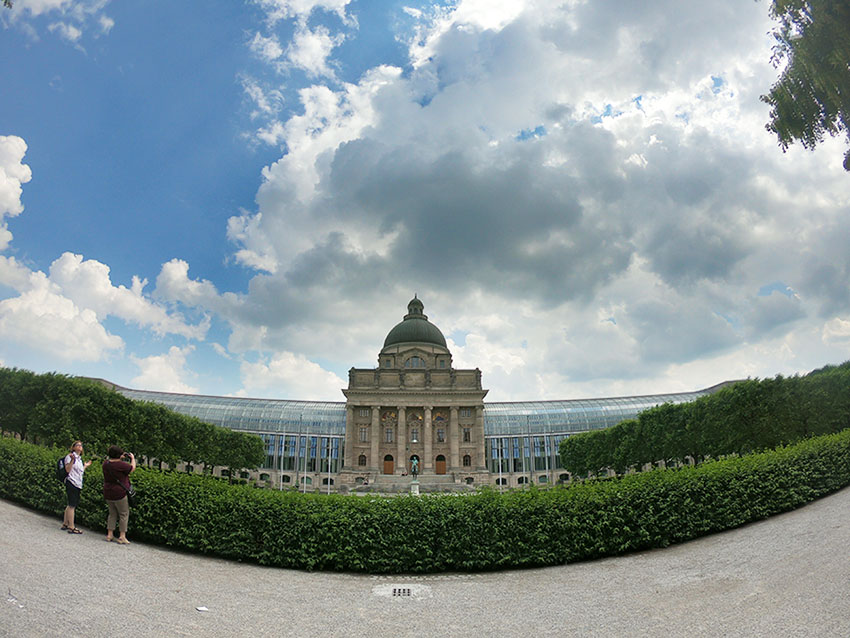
[60,440,91,534]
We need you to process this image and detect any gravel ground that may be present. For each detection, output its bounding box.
[1,487,848,638]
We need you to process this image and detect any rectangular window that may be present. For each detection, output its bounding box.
[436,428,445,442]
[358,408,370,417]
[460,407,472,418]
[439,360,446,368]
[359,427,368,442]
[463,427,471,442]
[385,428,393,443]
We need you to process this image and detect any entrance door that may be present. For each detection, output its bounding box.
[383,455,394,475]
[435,454,446,475]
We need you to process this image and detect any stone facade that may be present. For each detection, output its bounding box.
[338,297,488,488]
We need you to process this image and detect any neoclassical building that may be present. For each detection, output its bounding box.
[339,296,488,488]
[108,297,730,490]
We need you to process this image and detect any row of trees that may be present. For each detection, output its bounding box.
[559,361,850,477]
[0,367,265,478]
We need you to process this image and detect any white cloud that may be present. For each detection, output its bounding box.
[47,21,82,42]
[823,317,850,345]
[250,32,284,63]
[9,0,115,44]
[0,135,32,251]
[285,24,344,78]
[14,0,71,17]
[238,351,345,400]
[98,14,113,33]
[256,0,353,25]
[0,271,123,361]
[193,0,850,401]
[48,253,208,339]
[131,346,198,394]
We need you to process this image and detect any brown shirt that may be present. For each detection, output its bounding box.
[102,459,132,501]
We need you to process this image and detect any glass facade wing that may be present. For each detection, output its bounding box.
[482,390,709,436]
[116,385,709,439]
[117,389,347,435]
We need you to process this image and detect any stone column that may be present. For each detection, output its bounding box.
[343,405,354,469]
[475,404,486,470]
[396,405,407,475]
[449,406,460,472]
[423,406,433,472]
[370,405,380,472]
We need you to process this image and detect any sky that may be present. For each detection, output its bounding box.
[1,0,849,403]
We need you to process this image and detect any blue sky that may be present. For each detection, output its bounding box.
[2,0,849,402]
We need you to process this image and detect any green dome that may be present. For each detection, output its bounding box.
[383,297,447,348]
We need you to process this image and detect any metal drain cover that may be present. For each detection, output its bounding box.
[372,584,433,600]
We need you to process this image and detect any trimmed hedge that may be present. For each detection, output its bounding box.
[2,430,849,573]
[560,361,850,475]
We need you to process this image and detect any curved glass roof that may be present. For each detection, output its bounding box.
[483,390,709,435]
[115,385,714,437]
[118,389,347,435]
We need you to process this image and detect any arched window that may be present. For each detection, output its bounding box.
[462,454,471,467]
[303,476,312,485]
[517,476,529,484]
[259,473,270,481]
[559,473,570,483]
[358,454,367,466]
[220,469,230,477]
[322,478,334,486]
[465,477,474,485]
[538,475,548,484]
[281,475,291,483]
[404,356,426,368]
[240,471,250,479]
[496,477,508,486]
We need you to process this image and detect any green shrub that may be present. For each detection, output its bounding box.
[3,430,849,573]
[560,361,850,474]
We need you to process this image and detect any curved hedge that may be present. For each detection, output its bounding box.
[560,361,850,476]
[2,430,849,573]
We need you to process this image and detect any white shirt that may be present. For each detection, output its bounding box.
[64,452,85,489]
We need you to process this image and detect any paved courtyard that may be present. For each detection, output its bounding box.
[2,486,849,637]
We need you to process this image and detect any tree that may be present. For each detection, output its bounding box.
[761,0,850,170]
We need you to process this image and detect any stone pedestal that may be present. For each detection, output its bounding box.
[410,480,420,496]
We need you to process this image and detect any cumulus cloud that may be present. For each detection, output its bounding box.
[0,135,32,251]
[238,351,346,400]
[255,0,353,25]
[285,24,344,78]
[0,271,123,361]
[185,0,850,399]
[8,0,115,43]
[131,346,198,394]
[48,253,208,339]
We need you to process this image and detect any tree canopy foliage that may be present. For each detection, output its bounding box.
[762,0,850,170]
[560,361,850,476]
[0,367,264,477]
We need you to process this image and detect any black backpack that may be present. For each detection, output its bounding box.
[56,456,68,483]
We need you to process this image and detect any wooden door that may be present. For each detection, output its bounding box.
[383,455,394,474]
[435,455,446,475]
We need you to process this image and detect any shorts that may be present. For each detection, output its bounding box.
[65,482,81,508]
